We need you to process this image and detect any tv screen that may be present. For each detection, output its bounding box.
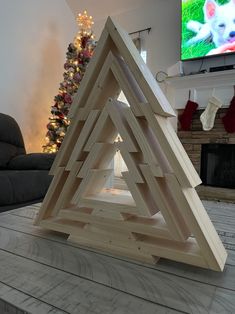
[181,0,235,61]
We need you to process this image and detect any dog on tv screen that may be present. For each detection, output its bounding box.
[181,0,235,60]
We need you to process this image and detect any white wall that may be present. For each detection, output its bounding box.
[92,0,181,77]
[79,0,234,76]
[0,0,77,152]
[1,0,234,153]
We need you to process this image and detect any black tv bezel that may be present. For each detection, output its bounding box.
[180,0,235,62]
[181,50,235,62]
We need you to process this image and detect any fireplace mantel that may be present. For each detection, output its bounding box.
[165,69,235,202]
[164,69,235,110]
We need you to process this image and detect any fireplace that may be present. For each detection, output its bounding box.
[200,144,235,189]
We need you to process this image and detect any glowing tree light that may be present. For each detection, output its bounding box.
[43,11,96,153]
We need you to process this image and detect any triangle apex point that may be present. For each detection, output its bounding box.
[105,16,117,26]
[107,16,114,21]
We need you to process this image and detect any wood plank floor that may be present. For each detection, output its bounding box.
[0,201,234,313]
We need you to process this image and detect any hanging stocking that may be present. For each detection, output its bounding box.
[222,95,235,133]
[200,96,222,131]
[179,100,198,131]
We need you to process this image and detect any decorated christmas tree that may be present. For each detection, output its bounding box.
[43,11,96,153]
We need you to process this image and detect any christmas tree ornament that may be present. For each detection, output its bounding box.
[222,88,235,133]
[64,94,72,104]
[43,11,96,153]
[200,96,222,131]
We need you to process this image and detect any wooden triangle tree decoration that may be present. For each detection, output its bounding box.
[35,17,227,271]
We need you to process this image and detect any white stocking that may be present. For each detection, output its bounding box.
[200,96,222,131]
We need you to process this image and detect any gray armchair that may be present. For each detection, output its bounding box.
[0,113,55,211]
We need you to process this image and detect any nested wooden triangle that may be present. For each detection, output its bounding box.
[35,17,227,271]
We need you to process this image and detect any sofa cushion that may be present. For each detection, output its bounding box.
[8,153,56,170]
[0,113,25,149]
[0,142,18,168]
[0,170,52,205]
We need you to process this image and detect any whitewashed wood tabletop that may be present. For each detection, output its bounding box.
[0,200,234,314]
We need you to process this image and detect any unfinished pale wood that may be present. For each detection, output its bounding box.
[68,234,157,264]
[59,208,173,239]
[76,52,120,121]
[72,169,112,204]
[68,29,111,119]
[35,167,67,224]
[111,56,144,116]
[68,222,156,260]
[65,110,100,171]
[37,16,227,271]
[84,107,117,151]
[45,214,206,268]
[139,164,191,242]
[49,116,85,175]
[137,117,173,174]
[51,161,83,216]
[43,216,206,268]
[78,143,115,178]
[78,188,139,215]
[3,203,235,314]
[39,217,86,235]
[165,173,227,270]
[121,102,163,177]
[106,99,138,152]
[122,171,158,217]
[105,17,175,118]
[117,142,144,183]
[141,103,201,188]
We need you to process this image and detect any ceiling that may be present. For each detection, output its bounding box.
[65,0,150,22]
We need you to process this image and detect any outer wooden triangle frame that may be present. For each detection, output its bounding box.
[35,17,227,271]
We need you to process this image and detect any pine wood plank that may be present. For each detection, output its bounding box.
[0,248,177,314]
[106,99,139,152]
[141,103,201,187]
[105,17,175,117]
[35,167,67,225]
[117,142,144,183]
[111,56,144,116]
[78,143,115,178]
[68,234,157,264]
[36,17,227,272]
[165,173,227,271]
[75,52,120,121]
[84,107,117,151]
[51,161,83,216]
[49,117,84,175]
[121,102,163,177]
[59,208,172,239]
[139,164,191,241]
[72,169,112,204]
[78,188,139,215]
[1,203,235,314]
[65,110,100,171]
[122,171,159,217]
[68,29,111,119]
[49,215,206,269]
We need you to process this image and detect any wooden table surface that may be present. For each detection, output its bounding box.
[0,201,234,314]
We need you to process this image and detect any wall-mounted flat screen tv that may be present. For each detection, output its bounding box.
[181,0,235,61]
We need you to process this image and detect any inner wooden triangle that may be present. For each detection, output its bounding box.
[35,16,227,271]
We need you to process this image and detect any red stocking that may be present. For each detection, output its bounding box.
[222,96,235,133]
[179,100,198,131]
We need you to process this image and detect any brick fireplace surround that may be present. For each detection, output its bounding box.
[178,108,235,174]
[178,108,235,202]
[165,69,235,202]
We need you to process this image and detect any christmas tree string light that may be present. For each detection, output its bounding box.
[43,11,96,153]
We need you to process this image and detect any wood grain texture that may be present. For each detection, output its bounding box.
[36,17,227,271]
[105,17,176,117]
[0,201,234,313]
